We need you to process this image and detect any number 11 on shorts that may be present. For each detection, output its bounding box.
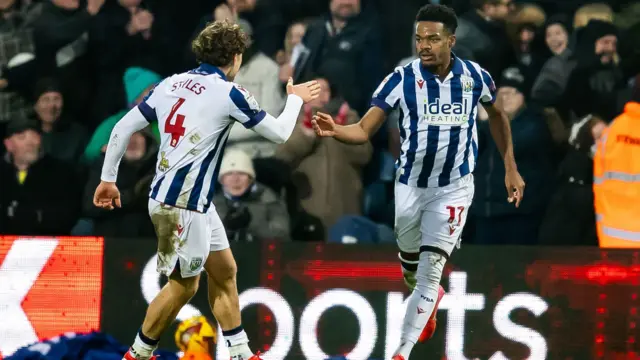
[446,206,465,236]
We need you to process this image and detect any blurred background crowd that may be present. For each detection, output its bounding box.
[0,0,638,245]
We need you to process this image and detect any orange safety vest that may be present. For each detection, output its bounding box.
[594,102,640,248]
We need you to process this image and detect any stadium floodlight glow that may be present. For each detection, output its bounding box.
[299,289,378,360]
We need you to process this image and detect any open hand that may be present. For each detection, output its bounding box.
[505,168,525,208]
[311,112,336,137]
[93,181,121,210]
[286,78,320,103]
[86,0,106,15]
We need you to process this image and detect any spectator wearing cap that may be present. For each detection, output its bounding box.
[470,67,554,245]
[213,149,289,242]
[531,14,575,108]
[33,77,88,165]
[0,118,80,235]
[508,4,548,90]
[564,19,625,122]
[83,66,161,163]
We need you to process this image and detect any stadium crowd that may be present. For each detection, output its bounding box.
[0,0,638,245]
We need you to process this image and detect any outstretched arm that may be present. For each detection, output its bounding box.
[101,106,150,182]
[94,105,149,210]
[229,79,320,144]
[484,104,516,169]
[312,68,402,144]
[476,66,525,207]
[319,106,387,145]
[485,103,525,207]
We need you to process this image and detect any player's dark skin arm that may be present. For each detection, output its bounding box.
[484,103,517,170]
[325,106,387,144]
[485,102,526,207]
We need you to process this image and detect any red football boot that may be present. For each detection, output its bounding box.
[418,285,445,343]
[123,348,156,360]
[391,355,406,360]
[247,352,263,360]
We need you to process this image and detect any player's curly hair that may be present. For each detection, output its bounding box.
[416,4,458,34]
[191,20,250,67]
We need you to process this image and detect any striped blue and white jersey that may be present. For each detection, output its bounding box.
[372,55,496,188]
[139,63,266,212]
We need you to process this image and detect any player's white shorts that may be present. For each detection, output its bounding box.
[394,174,474,258]
[148,198,229,278]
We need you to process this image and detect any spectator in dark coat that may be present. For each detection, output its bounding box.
[564,20,626,122]
[0,118,80,235]
[81,129,157,237]
[531,14,574,108]
[471,67,555,245]
[0,0,39,124]
[291,0,384,116]
[454,0,516,80]
[538,115,605,246]
[31,0,106,124]
[90,0,162,123]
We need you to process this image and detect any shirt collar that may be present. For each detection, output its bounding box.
[419,53,464,79]
[191,63,227,80]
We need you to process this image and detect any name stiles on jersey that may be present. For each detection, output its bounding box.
[372,55,495,188]
[137,64,265,213]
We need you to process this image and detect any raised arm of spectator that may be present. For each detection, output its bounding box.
[33,0,105,51]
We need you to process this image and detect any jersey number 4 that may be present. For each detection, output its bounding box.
[165,98,187,147]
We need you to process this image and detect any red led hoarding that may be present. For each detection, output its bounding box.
[0,236,104,358]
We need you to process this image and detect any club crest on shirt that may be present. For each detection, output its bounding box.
[238,85,261,111]
[158,151,169,172]
[461,76,474,93]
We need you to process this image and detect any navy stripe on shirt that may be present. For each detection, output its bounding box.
[229,87,266,129]
[460,60,483,176]
[164,162,194,206]
[188,125,230,211]
[371,71,402,112]
[138,101,157,123]
[480,69,496,105]
[203,129,231,213]
[399,65,418,185]
[150,176,164,199]
[438,75,464,186]
[416,77,440,188]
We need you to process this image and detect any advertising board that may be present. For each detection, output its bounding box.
[3,237,640,359]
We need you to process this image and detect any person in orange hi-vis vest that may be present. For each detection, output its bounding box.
[594,89,640,248]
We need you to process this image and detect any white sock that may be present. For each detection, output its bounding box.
[394,251,446,359]
[129,332,157,359]
[223,327,254,360]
